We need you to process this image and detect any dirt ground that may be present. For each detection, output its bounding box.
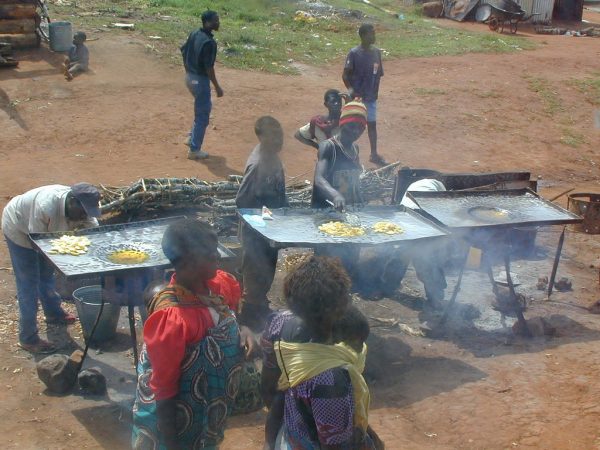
[1,12,600,450]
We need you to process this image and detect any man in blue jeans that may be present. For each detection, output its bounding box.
[181,10,224,160]
[342,23,387,167]
[1,183,101,353]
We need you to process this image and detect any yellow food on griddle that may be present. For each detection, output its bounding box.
[108,249,150,264]
[318,221,365,237]
[372,221,404,235]
[49,235,91,256]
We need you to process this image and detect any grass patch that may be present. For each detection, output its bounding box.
[526,76,563,116]
[53,0,535,73]
[414,87,447,95]
[560,128,586,147]
[568,72,600,106]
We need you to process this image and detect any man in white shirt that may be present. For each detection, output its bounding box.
[2,183,101,353]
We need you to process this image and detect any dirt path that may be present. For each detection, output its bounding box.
[1,17,600,450]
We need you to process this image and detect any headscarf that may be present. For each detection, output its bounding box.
[274,340,370,432]
[339,100,368,127]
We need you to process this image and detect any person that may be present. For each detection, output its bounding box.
[311,100,367,278]
[294,89,343,149]
[63,31,89,81]
[132,218,256,450]
[1,183,101,353]
[356,179,448,306]
[236,116,287,331]
[181,10,223,160]
[264,304,384,449]
[342,23,387,167]
[312,100,367,210]
[260,256,381,449]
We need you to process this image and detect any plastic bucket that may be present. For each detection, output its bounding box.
[73,285,121,343]
[49,21,72,52]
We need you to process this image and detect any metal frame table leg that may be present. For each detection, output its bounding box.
[128,305,138,367]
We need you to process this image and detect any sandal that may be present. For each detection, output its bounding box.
[19,339,57,354]
[369,154,388,167]
[46,312,77,325]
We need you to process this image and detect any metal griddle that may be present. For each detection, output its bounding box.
[407,189,582,230]
[30,217,234,279]
[238,206,449,248]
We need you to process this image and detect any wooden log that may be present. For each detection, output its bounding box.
[0,33,39,48]
[0,18,36,34]
[0,5,36,20]
[0,0,36,4]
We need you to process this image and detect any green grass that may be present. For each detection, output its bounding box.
[568,72,600,106]
[54,0,535,73]
[526,76,563,116]
[560,128,586,147]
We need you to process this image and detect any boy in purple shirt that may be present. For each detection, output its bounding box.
[342,23,387,167]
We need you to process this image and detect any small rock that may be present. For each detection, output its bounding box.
[36,354,78,394]
[78,368,107,395]
[536,276,548,291]
[554,277,572,292]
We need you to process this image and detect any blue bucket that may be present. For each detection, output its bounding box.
[49,21,72,52]
[73,286,121,343]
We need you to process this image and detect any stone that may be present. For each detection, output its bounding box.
[422,1,443,17]
[36,353,79,394]
[78,367,107,395]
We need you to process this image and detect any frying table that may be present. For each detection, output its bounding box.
[31,217,234,366]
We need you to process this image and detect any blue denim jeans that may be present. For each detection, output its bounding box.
[185,73,212,152]
[4,236,64,344]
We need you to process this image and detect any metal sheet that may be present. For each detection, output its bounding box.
[531,0,555,22]
[30,217,234,279]
[515,0,535,18]
[238,206,449,248]
[408,189,582,230]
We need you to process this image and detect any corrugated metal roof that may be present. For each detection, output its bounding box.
[531,0,555,22]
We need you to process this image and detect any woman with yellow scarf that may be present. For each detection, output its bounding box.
[260,256,384,449]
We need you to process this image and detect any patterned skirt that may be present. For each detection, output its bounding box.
[132,316,242,450]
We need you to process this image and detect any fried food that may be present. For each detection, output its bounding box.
[372,221,404,235]
[108,249,150,265]
[318,221,365,237]
[49,235,91,256]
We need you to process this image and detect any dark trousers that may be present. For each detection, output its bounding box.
[185,73,211,152]
[241,226,279,307]
[5,236,64,344]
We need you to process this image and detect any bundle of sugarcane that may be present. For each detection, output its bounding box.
[99,162,400,216]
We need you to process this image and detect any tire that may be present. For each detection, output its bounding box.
[488,17,500,31]
[36,0,50,41]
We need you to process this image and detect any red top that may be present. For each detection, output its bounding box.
[144,270,241,400]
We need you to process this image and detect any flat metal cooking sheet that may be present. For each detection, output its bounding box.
[30,217,234,278]
[238,206,448,248]
[408,189,582,229]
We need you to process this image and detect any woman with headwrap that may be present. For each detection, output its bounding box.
[132,219,255,450]
[312,100,368,211]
